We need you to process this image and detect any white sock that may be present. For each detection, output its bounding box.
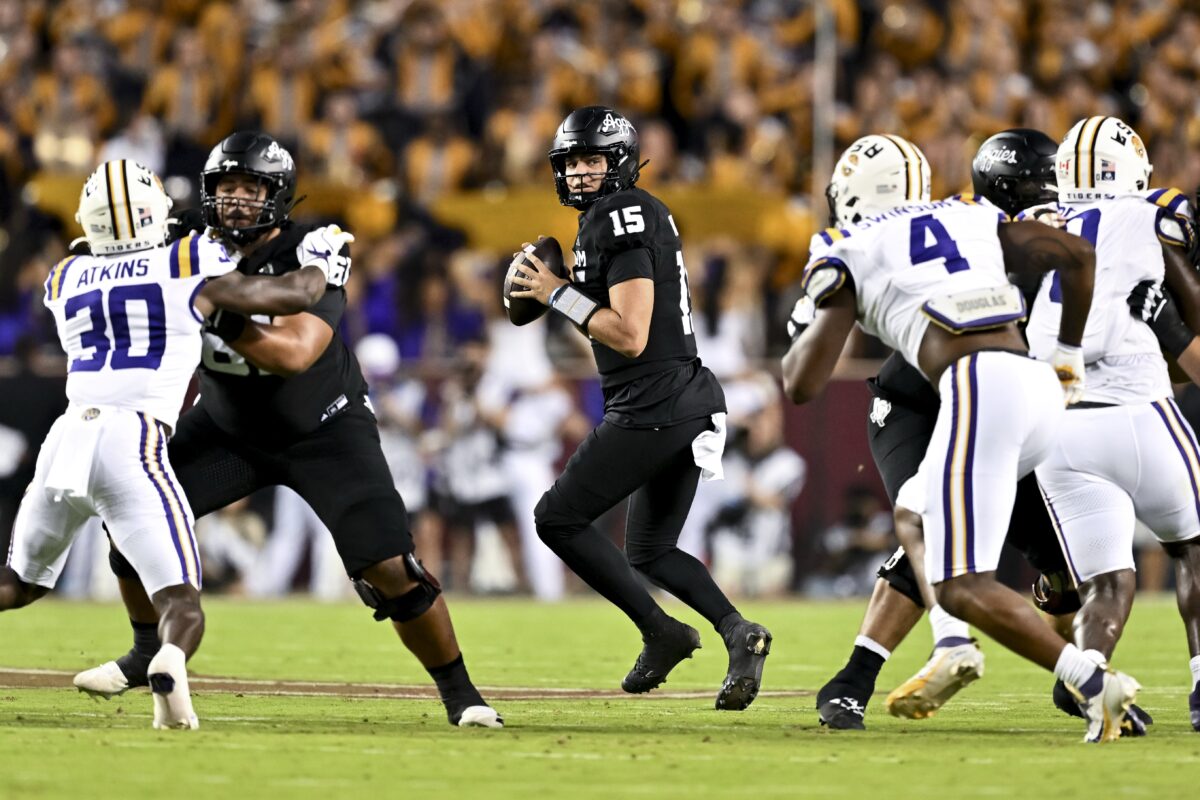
[1190,655,1200,688]
[147,643,187,687]
[1054,644,1104,690]
[855,635,891,661]
[928,605,970,644]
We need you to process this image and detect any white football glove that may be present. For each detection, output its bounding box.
[1050,342,1085,405]
[297,224,355,286]
[787,296,816,341]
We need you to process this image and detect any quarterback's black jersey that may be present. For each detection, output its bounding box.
[571,188,724,427]
[197,222,364,442]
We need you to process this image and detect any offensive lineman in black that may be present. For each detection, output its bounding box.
[509,107,772,710]
[73,132,502,728]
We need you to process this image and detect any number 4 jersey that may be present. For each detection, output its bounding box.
[43,232,236,430]
[802,195,1013,375]
[1021,189,1194,405]
[571,187,724,428]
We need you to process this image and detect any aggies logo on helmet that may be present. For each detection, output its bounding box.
[600,113,634,135]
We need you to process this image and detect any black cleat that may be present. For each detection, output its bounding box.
[816,681,869,730]
[1190,681,1200,732]
[1055,677,1153,736]
[715,620,772,711]
[621,617,702,694]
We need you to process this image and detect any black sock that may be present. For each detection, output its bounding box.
[633,549,737,628]
[543,527,659,624]
[130,620,161,660]
[428,654,484,718]
[828,645,886,695]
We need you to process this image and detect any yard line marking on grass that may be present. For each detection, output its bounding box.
[0,667,812,701]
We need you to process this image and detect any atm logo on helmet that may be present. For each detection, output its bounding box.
[600,113,633,135]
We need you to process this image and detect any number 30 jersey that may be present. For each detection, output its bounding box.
[803,196,1012,373]
[43,232,236,430]
[571,187,724,428]
[1021,189,1193,405]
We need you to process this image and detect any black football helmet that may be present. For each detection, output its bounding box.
[971,128,1058,217]
[201,131,298,244]
[548,106,642,209]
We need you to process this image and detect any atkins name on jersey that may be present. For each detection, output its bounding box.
[45,231,237,431]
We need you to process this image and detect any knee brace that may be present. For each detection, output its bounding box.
[353,553,442,623]
[108,542,141,580]
[877,547,925,609]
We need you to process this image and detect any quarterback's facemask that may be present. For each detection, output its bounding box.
[549,106,642,209]
[971,128,1058,217]
[201,131,297,245]
[827,134,931,227]
[1056,116,1152,200]
[75,160,173,256]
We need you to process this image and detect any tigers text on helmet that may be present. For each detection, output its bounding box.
[75,160,173,256]
[971,128,1058,217]
[201,131,298,245]
[826,134,931,227]
[548,106,641,209]
[1056,116,1152,201]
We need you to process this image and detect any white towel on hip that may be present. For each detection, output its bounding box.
[691,412,727,482]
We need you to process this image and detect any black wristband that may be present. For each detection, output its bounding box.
[206,309,247,343]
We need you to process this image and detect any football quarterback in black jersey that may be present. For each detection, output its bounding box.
[74,132,502,728]
[509,106,771,710]
[807,129,1150,734]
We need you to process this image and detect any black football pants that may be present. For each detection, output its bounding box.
[534,417,737,629]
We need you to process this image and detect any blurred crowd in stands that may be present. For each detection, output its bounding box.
[2,0,1199,597]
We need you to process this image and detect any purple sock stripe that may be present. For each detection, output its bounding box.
[1156,401,1200,527]
[154,421,202,586]
[963,355,979,573]
[1037,481,1080,585]
[138,413,189,584]
[942,361,961,579]
[169,237,182,278]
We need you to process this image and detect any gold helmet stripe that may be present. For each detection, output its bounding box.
[104,161,121,240]
[118,160,136,241]
[883,135,921,200]
[1075,116,1106,190]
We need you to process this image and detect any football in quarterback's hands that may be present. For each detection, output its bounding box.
[504,235,565,326]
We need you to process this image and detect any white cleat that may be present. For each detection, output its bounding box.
[886,641,985,720]
[73,661,131,700]
[1071,669,1140,744]
[457,705,504,729]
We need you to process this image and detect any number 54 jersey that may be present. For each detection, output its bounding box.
[803,196,1015,374]
[43,232,236,430]
[1022,189,1193,405]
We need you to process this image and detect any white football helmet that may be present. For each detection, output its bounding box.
[75,160,173,256]
[826,134,931,227]
[1056,116,1152,200]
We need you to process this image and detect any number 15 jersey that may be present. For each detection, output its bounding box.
[43,232,235,430]
[802,196,1012,374]
[571,187,724,428]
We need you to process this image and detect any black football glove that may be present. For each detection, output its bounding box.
[204,309,247,343]
[1127,280,1193,358]
[166,208,206,243]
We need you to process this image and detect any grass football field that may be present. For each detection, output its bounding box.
[0,595,1196,799]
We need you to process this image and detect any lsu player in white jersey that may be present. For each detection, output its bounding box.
[0,160,342,729]
[782,133,1143,742]
[1023,116,1200,731]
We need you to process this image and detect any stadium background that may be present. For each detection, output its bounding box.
[1,0,1199,601]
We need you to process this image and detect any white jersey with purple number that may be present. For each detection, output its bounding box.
[1022,188,1191,405]
[43,232,236,429]
[802,196,1011,374]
